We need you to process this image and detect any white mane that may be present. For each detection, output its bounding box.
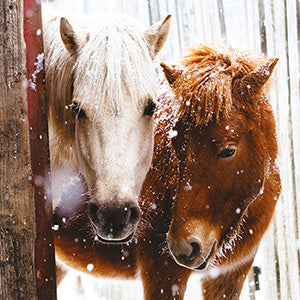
[43,13,157,165]
[74,14,157,115]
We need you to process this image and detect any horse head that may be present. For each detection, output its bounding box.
[160,44,278,270]
[46,14,171,243]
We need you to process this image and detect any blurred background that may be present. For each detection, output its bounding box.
[41,0,300,299]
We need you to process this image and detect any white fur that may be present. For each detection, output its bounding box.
[43,13,169,209]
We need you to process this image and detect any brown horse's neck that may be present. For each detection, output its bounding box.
[137,83,180,236]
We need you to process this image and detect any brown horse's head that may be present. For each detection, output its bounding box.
[161,44,278,270]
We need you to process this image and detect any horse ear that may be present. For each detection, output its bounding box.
[60,17,81,55]
[144,15,172,59]
[160,62,182,85]
[239,57,279,97]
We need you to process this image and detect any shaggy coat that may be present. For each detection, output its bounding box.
[43,12,171,243]
[54,43,281,300]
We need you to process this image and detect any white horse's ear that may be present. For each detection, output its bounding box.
[144,14,172,59]
[60,17,83,55]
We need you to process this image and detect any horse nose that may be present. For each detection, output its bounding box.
[87,201,141,243]
[167,236,213,270]
[169,236,202,261]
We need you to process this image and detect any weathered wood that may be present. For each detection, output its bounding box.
[24,0,57,298]
[0,0,37,299]
[270,0,300,298]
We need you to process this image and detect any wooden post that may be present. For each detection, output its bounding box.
[0,0,56,298]
[24,0,57,299]
[0,0,37,299]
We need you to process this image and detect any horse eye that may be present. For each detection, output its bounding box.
[218,147,236,158]
[71,102,86,119]
[143,100,156,117]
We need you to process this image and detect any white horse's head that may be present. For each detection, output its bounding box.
[50,14,171,243]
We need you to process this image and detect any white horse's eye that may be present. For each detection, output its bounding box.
[143,100,156,117]
[71,102,86,119]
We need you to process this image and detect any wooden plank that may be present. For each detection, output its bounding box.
[270,0,300,298]
[0,0,37,299]
[253,1,279,299]
[258,0,267,53]
[258,225,279,299]
[282,0,300,296]
[165,0,183,59]
[217,0,227,40]
[176,0,203,49]
[24,0,57,299]
[287,0,300,260]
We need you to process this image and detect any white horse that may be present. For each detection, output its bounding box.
[43,13,171,245]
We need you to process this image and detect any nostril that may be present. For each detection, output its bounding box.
[88,202,140,232]
[189,242,201,260]
[88,203,97,214]
[88,203,97,219]
[128,205,140,225]
[87,203,103,227]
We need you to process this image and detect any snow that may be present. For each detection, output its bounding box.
[151,203,157,210]
[168,129,178,138]
[52,224,59,231]
[29,53,44,91]
[87,264,94,272]
[58,272,144,300]
[184,182,192,191]
[57,272,203,300]
[207,267,221,279]
[171,284,179,296]
[236,208,241,214]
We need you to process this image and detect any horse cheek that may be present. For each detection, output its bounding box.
[134,120,154,182]
[75,124,98,188]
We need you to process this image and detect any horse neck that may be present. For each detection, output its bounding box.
[138,86,180,233]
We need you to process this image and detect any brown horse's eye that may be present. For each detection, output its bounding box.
[218,147,236,158]
[144,100,156,117]
[71,102,86,119]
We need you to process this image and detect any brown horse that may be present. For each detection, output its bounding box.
[54,43,281,299]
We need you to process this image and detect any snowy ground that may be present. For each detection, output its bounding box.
[58,269,263,300]
[58,271,203,300]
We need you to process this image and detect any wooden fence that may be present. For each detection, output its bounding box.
[44,0,300,299]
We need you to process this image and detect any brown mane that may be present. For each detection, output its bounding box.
[169,44,269,125]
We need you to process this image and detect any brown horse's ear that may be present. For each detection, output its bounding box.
[160,62,182,85]
[144,15,172,59]
[60,17,82,55]
[239,57,279,97]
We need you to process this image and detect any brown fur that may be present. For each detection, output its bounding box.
[54,44,281,299]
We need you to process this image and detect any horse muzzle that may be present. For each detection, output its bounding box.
[167,235,217,270]
[87,201,141,243]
